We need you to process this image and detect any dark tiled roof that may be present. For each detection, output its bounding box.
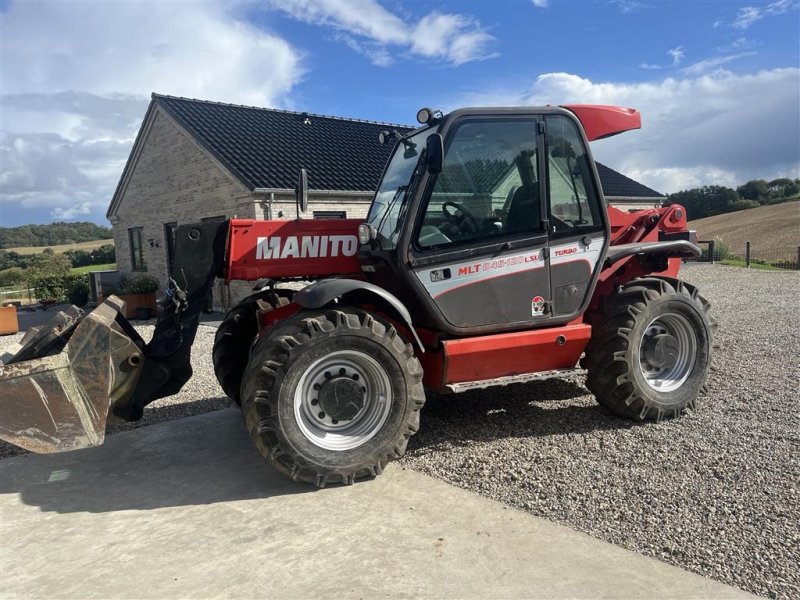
[155,94,412,192]
[436,159,511,194]
[153,95,663,198]
[595,162,664,199]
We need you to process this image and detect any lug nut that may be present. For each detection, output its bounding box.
[318,411,325,419]
[324,371,331,379]
[352,373,359,381]
[311,398,318,406]
[339,368,346,375]
[332,419,339,425]
[313,383,320,391]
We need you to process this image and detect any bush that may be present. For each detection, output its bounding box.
[91,244,116,264]
[64,245,116,268]
[730,199,760,212]
[0,267,25,288]
[67,275,90,307]
[25,252,71,284]
[32,274,93,304]
[64,249,93,268]
[33,277,70,302]
[714,236,730,261]
[119,274,159,294]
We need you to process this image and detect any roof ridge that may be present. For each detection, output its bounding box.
[151,93,413,129]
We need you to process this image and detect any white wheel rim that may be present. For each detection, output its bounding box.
[294,350,392,451]
[638,313,698,393]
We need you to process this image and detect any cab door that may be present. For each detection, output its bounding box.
[543,114,607,318]
[406,116,552,332]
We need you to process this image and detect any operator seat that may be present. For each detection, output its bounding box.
[505,184,541,234]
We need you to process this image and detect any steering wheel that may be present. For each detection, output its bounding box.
[442,201,480,236]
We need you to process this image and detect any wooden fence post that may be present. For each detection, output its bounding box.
[746,241,751,268]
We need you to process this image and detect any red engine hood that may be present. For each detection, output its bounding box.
[226,218,362,282]
[561,104,641,141]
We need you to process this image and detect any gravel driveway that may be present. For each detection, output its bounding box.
[1,264,797,597]
[405,264,799,599]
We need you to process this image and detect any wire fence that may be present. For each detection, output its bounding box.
[697,240,800,271]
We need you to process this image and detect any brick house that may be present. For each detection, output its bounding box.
[107,94,664,307]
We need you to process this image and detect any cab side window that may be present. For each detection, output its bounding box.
[416,119,543,250]
[545,115,603,237]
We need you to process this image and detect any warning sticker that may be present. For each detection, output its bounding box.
[531,295,546,316]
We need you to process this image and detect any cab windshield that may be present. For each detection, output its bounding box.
[366,127,434,250]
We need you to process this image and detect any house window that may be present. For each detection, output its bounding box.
[164,222,177,275]
[313,210,347,219]
[129,227,146,272]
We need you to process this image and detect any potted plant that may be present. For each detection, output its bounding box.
[115,274,160,319]
[67,275,90,308]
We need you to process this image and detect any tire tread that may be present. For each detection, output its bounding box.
[585,276,714,421]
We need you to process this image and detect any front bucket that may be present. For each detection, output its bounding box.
[0,297,144,453]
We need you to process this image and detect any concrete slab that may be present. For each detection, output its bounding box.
[0,409,752,599]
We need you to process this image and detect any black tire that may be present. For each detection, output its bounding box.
[240,307,425,487]
[585,277,713,421]
[212,291,291,405]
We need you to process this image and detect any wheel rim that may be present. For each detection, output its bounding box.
[638,313,698,393]
[294,350,392,451]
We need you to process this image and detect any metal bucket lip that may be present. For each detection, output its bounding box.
[0,297,144,454]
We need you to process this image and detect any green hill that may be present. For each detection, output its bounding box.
[0,222,112,249]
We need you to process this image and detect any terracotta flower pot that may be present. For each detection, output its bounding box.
[112,292,158,319]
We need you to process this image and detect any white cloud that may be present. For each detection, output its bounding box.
[733,6,764,29]
[732,0,793,29]
[667,46,686,66]
[412,13,497,66]
[640,46,685,70]
[450,68,800,194]
[271,0,408,46]
[717,37,758,52]
[531,0,550,8]
[335,33,396,67]
[53,203,94,220]
[1,2,303,106]
[616,1,648,14]
[681,51,757,75]
[0,2,305,222]
[271,0,496,67]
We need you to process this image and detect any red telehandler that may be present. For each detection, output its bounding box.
[0,105,713,487]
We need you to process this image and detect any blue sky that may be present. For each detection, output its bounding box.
[1,0,798,226]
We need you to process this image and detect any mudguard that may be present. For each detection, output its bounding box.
[294,279,424,351]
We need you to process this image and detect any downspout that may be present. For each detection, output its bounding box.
[253,188,275,219]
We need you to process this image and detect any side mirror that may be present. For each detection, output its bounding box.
[426,133,443,175]
[296,168,308,215]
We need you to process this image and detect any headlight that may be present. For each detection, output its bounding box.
[358,223,372,244]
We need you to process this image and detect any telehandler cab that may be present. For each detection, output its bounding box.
[0,104,713,487]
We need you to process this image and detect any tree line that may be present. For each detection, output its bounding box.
[0,245,115,271]
[667,178,799,221]
[0,221,112,249]
[0,245,116,289]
